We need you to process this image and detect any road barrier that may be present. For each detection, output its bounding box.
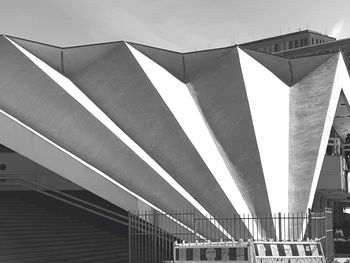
[253,240,326,263]
[174,240,251,262]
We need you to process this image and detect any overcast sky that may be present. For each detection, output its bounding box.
[1,0,349,51]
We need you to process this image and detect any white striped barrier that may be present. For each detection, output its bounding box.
[253,241,326,263]
[174,240,251,262]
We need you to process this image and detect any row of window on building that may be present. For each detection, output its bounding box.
[259,37,328,53]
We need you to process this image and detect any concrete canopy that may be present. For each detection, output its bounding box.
[242,48,334,86]
[129,43,185,82]
[8,36,63,74]
[289,53,335,84]
[126,43,250,236]
[62,42,122,77]
[239,48,289,217]
[63,41,240,223]
[186,48,271,216]
[8,36,123,77]
[183,47,233,81]
[289,54,345,213]
[0,36,216,233]
[1,35,348,240]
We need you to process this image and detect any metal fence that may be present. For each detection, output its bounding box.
[128,211,185,263]
[128,209,333,263]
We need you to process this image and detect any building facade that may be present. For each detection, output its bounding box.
[241,30,335,54]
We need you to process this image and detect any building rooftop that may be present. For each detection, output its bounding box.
[241,29,336,47]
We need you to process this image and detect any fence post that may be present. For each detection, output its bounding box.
[154,210,157,262]
[193,210,197,242]
[278,213,282,241]
[308,208,312,239]
[128,211,132,263]
[324,207,334,263]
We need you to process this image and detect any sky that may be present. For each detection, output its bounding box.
[0,0,349,51]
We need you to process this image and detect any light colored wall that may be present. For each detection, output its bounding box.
[245,32,334,53]
[245,32,311,53]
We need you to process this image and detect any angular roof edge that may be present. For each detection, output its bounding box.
[5,35,238,54]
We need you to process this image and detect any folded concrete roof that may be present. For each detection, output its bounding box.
[2,35,349,240]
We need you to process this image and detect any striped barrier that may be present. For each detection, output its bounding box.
[174,241,250,262]
[253,241,326,263]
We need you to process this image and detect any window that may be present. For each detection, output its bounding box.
[295,39,299,48]
[316,39,319,44]
[289,41,293,49]
[304,38,308,46]
[312,38,314,44]
[274,43,279,52]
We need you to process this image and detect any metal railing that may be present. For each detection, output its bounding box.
[0,176,128,226]
[0,177,333,262]
[129,211,179,263]
[129,209,331,263]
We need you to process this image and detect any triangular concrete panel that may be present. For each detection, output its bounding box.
[127,43,254,238]
[289,54,341,213]
[184,47,232,81]
[241,48,334,87]
[0,36,204,228]
[68,41,242,225]
[129,43,185,82]
[186,47,273,232]
[238,48,289,218]
[63,42,121,76]
[289,53,335,85]
[332,91,350,140]
[9,36,63,74]
[240,48,292,85]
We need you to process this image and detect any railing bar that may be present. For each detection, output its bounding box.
[292,212,294,241]
[243,214,246,241]
[136,212,139,263]
[157,211,160,263]
[144,212,146,263]
[152,212,155,262]
[128,211,131,263]
[297,213,299,240]
[136,211,139,263]
[142,213,145,263]
[230,216,233,241]
[270,213,272,240]
[284,213,286,241]
[257,215,259,241]
[144,214,147,260]
[239,214,241,240]
[149,212,152,263]
[160,212,163,261]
